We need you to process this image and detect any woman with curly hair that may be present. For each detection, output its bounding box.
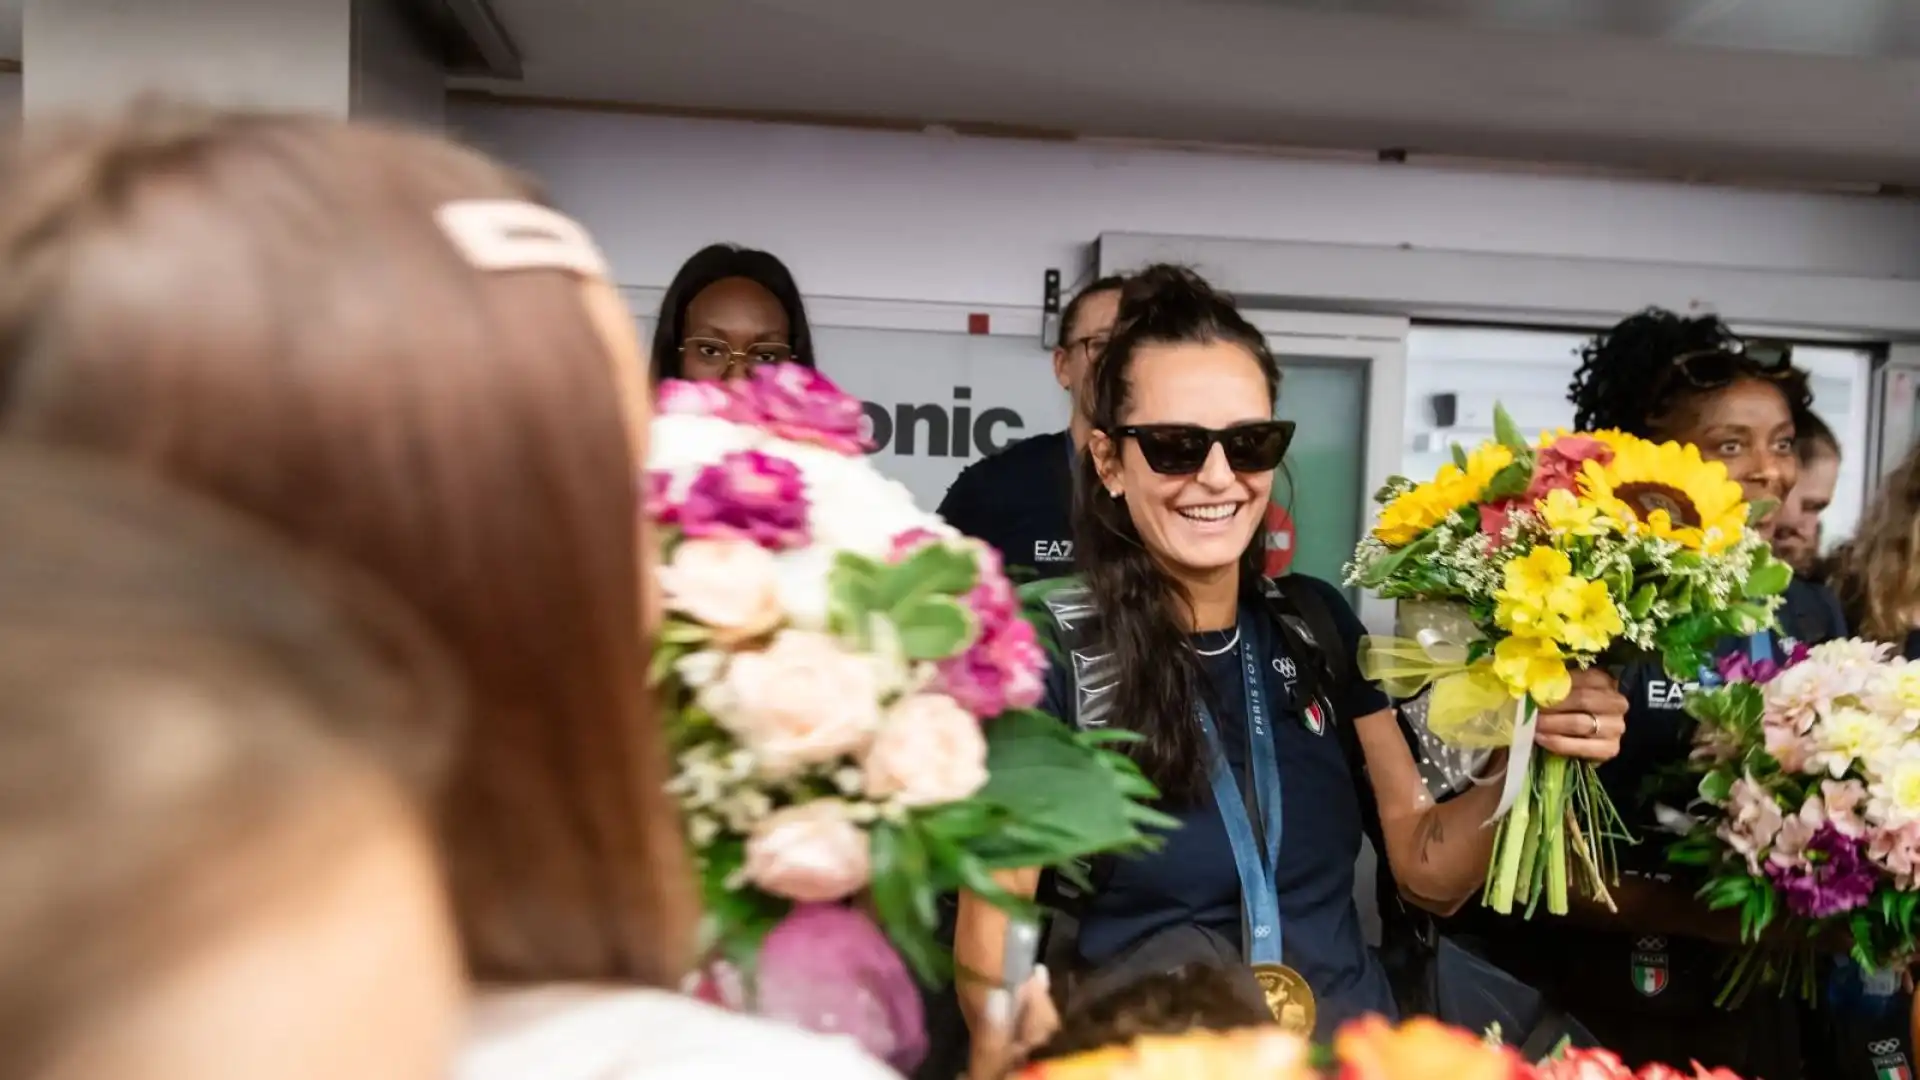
[1451,308,1851,1080]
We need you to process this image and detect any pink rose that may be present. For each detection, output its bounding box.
[742,801,871,902]
[1529,435,1614,501]
[863,694,990,807]
[658,538,784,644]
[709,630,881,778]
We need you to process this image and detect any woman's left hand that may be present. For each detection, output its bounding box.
[1532,667,1628,762]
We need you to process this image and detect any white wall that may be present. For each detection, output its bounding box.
[451,102,1920,306]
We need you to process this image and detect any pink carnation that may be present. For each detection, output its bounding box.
[1529,435,1614,500]
[657,377,746,420]
[738,364,869,455]
[678,450,810,550]
[889,531,1046,719]
[644,471,678,525]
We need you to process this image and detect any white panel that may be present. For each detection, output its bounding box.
[810,326,1067,513]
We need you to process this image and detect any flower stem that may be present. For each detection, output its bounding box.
[1489,749,1536,914]
[1542,753,1570,916]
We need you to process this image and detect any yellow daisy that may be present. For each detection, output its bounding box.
[1575,432,1750,553]
[1373,443,1514,545]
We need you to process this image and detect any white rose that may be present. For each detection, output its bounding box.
[703,630,881,778]
[862,693,989,807]
[771,547,835,631]
[741,800,871,902]
[658,538,783,643]
[781,442,951,557]
[648,414,759,476]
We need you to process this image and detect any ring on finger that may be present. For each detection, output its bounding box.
[1587,713,1601,738]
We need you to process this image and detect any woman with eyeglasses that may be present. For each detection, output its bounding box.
[649,244,816,382]
[1448,308,1850,1080]
[951,265,1626,1078]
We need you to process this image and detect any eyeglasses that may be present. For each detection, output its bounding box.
[1667,341,1795,390]
[680,337,795,376]
[1113,421,1296,475]
[1064,333,1111,357]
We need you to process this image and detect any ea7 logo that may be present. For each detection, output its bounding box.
[1032,539,1072,564]
[1644,680,1693,710]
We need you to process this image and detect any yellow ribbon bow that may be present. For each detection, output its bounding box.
[1357,601,1522,751]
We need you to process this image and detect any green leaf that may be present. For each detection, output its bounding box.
[965,709,1173,870]
[875,541,980,610]
[1697,769,1734,805]
[1483,460,1533,501]
[1743,556,1793,600]
[697,840,789,973]
[893,595,974,660]
[1747,498,1779,527]
[1627,583,1658,619]
[827,554,885,638]
[869,822,948,985]
[1451,444,1470,470]
[1492,403,1530,453]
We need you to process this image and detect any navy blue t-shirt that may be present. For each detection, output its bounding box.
[936,430,1075,581]
[1038,574,1398,1039]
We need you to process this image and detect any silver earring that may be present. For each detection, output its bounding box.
[1108,488,1123,499]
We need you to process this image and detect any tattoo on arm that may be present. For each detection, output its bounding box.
[1416,815,1445,864]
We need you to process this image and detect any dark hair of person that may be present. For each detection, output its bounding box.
[1828,440,1920,642]
[649,243,816,380]
[0,447,461,1079]
[1058,275,1128,348]
[1567,307,1812,438]
[1028,965,1273,1063]
[1074,264,1281,802]
[1796,410,1840,464]
[0,104,697,988]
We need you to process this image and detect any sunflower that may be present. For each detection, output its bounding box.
[1373,443,1514,545]
[1576,432,1750,553]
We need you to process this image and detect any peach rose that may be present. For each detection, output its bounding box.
[862,694,989,807]
[742,801,871,902]
[658,538,784,644]
[708,630,881,778]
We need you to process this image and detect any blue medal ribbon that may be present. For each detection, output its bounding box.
[1192,609,1286,967]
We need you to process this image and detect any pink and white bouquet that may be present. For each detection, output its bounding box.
[647,365,1166,1066]
[1673,638,1920,1002]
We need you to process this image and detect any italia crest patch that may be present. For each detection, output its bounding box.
[1302,697,1327,737]
[1870,1040,1911,1080]
[1630,936,1669,997]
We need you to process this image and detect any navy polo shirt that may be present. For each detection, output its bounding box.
[936,430,1075,581]
[1038,574,1397,1039]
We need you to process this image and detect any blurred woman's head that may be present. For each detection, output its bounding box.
[1568,308,1810,538]
[0,105,696,987]
[651,244,815,382]
[1075,264,1290,799]
[1828,441,1920,642]
[0,449,462,1080]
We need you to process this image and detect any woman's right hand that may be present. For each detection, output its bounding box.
[968,967,1057,1080]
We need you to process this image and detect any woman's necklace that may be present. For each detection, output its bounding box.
[1192,627,1242,657]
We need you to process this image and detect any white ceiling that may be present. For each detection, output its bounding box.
[6,0,1916,187]
[452,0,1920,187]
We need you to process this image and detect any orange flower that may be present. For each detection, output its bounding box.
[1334,1016,1522,1080]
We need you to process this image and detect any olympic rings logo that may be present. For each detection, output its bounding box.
[1869,1040,1903,1056]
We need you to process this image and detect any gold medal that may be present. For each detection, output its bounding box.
[1250,963,1316,1037]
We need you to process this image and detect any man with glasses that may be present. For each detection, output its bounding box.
[937,276,1125,579]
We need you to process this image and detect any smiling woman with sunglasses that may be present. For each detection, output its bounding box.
[950,266,1625,1077]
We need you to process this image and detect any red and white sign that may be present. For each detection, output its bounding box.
[1263,501,1295,577]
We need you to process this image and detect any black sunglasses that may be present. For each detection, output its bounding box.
[1668,341,1795,390]
[1113,421,1296,476]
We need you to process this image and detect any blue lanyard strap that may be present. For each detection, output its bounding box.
[1193,610,1286,966]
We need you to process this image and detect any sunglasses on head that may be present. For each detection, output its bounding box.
[1113,421,1296,476]
[1668,341,1795,390]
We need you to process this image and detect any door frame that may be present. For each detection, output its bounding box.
[1247,311,1410,633]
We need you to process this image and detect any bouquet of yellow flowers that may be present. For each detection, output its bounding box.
[1345,407,1789,916]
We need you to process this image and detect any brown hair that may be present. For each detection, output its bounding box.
[1028,966,1274,1064]
[0,447,459,1080]
[1829,442,1920,643]
[0,104,697,986]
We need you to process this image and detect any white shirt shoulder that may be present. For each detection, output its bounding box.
[459,986,902,1080]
